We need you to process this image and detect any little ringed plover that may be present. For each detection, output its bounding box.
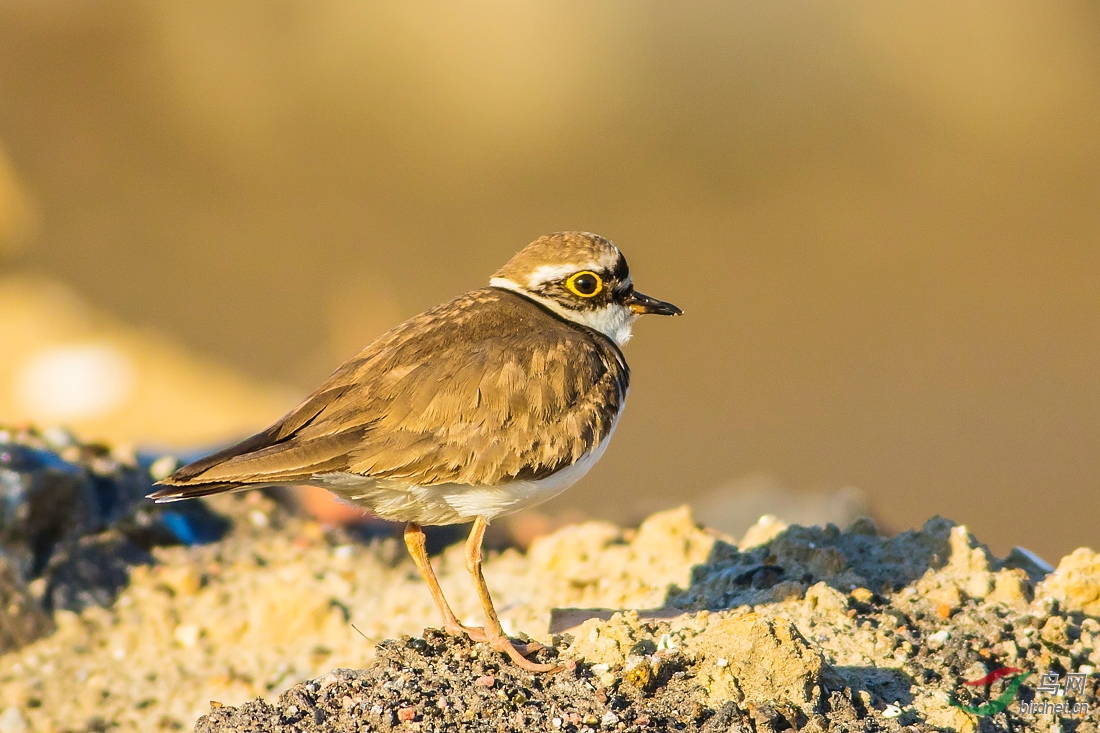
[149,231,681,672]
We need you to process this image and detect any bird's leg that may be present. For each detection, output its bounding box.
[403,522,487,642]
[464,516,564,673]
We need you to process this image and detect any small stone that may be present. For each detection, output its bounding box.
[1004,546,1054,577]
[850,588,874,604]
[397,706,415,722]
[739,514,788,549]
[622,657,654,691]
[927,630,950,648]
[601,711,619,727]
[1040,616,1069,646]
[989,570,1031,608]
[1037,548,1100,616]
[40,426,76,450]
[174,624,200,648]
[0,707,28,733]
[149,455,179,480]
[475,675,495,687]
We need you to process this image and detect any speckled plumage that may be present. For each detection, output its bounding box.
[149,231,680,672]
[148,231,686,526]
[152,287,628,523]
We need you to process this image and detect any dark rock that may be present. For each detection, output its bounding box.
[43,531,153,612]
[0,548,52,653]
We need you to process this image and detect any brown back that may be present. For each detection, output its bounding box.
[157,288,629,491]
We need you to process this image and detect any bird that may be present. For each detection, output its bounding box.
[148,231,681,672]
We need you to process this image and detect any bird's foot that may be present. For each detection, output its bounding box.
[443,620,489,643]
[487,634,572,674]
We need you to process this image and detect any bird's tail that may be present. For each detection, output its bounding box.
[145,427,289,503]
[147,480,253,503]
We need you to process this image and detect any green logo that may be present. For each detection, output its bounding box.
[950,668,1031,717]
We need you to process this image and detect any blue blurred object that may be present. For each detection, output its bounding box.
[0,428,232,613]
[156,508,229,546]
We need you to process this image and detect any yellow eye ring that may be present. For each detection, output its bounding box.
[565,271,603,298]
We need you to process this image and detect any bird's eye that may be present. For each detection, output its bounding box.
[565,271,603,298]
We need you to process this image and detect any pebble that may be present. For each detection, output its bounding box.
[174,624,200,648]
[926,630,950,648]
[149,455,179,481]
[656,633,679,652]
[40,426,75,450]
[0,707,27,733]
[850,588,874,603]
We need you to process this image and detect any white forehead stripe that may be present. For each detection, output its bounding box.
[525,263,601,288]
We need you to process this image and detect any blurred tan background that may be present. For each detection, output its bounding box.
[0,1,1097,560]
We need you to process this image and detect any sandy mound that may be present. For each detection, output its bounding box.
[0,428,1097,732]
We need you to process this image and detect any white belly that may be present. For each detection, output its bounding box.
[312,429,616,525]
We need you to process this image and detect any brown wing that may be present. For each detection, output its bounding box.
[149,288,628,500]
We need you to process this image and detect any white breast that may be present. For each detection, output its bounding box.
[312,419,621,525]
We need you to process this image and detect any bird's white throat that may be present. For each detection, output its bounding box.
[490,277,636,345]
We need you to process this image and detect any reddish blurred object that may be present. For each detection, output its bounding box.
[289,485,371,527]
[287,483,586,551]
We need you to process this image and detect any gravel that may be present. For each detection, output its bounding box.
[0,428,1097,732]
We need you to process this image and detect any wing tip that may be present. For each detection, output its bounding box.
[145,480,243,502]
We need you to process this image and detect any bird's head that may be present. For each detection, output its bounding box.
[490,231,682,345]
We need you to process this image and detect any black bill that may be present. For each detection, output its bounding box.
[623,289,683,316]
